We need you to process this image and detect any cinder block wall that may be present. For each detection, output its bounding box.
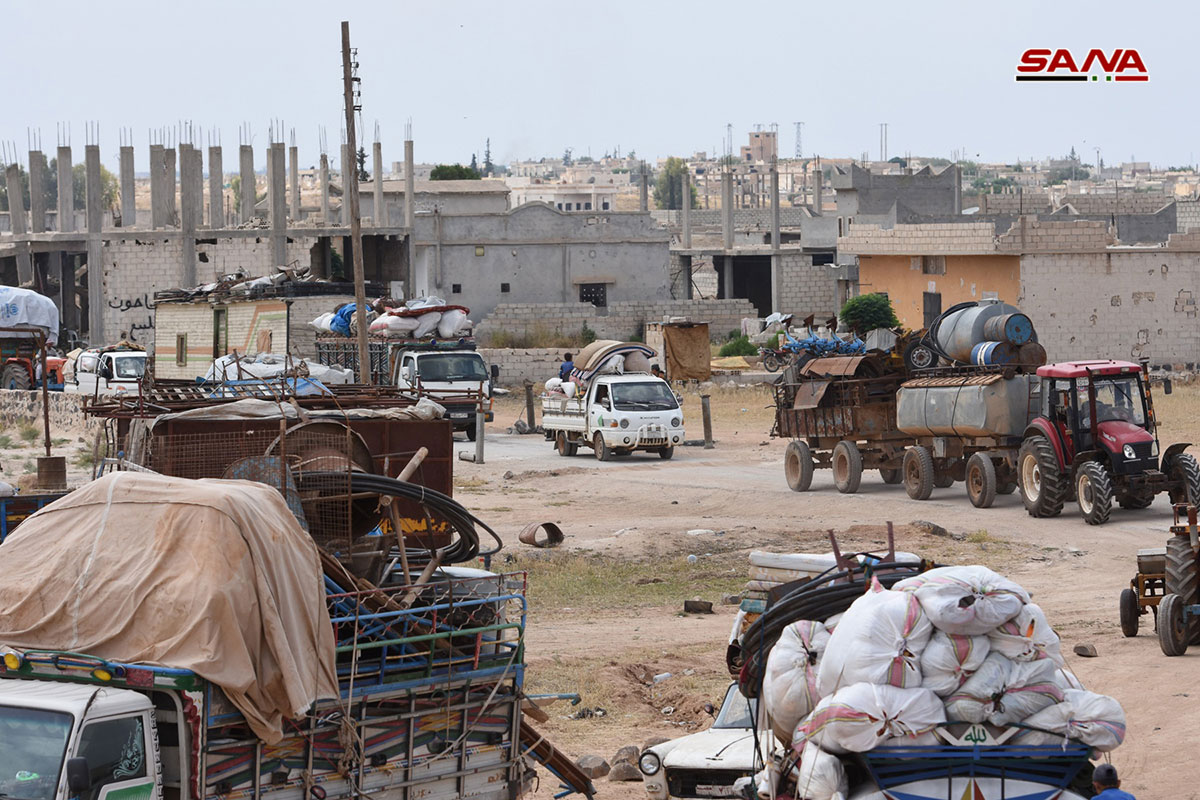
[476,299,758,343]
[477,348,573,385]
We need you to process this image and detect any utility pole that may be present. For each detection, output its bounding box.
[794,121,803,160]
[342,20,371,384]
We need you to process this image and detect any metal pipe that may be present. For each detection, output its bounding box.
[701,394,714,449]
[524,380,536,430]
[39,331,50,456]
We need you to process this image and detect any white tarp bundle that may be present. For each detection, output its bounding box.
[205,353,354,384]
[0,286,59,345]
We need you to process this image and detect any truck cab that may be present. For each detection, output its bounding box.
[66,348,147,396]
[395,348,495,439]
[0,679,159,800]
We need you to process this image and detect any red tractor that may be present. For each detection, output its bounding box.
[0,335,65,391]
[1018,360,1198,525]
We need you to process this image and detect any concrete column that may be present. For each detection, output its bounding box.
[404,139,415,295]
[207,146,223,227]
[49,251,74,329]
[85,144,105,343]
[341,144,352,225]
[149,144,166,229]
[770,159,780,249]
[5,163,33,285]
[289,145,300,221]
[639,169,648,211]
[372,141,383,226]
[28,151,47,234]
[721,171,734,249]
[681,170,692,249]
[56,146,74,232]
[179,144,202,286]
[770,254,780,314]
[164,147,177,224]
[723,255,734,300]
[319,153,330,223]
[119,146,135,228]
[953,164,963,214]
[239,145,254,223]
[812,159,823,216]
[269,143,287,267]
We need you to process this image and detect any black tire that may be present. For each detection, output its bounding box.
[879,467,902,485]
[658,446,674,460]
[1,364,32,390]
[1018,435,1067,518]
[466,423,478,442]
[1167,452,1200,506]
[1118,490,1154,509]
[593,432,611,462]
[997,480,1018,495]
[784,440,814,492]
[903,446,935,501]
[903,341,937,372]
[1166,535,1200,644]
[933,469,956,489]
[1159,593,1189,656]
[1119,587,1140,638]
[832,440,863,494]
[966,453,998,509]
[1076,461,1114,525]
[556,432,577,457]
[762,353,781,373]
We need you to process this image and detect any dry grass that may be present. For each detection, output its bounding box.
[479,324,595,349]
[1155,383,1200,446]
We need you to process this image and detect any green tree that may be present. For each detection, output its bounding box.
[469,153,478,173]
[887,156,908,168]
[430,164,481,180]
[1045,165,1090,185]
[229,175,267,214]
[653,157,696,210]
[356,147,369,182]
[839,293,900,335]
[483,138,494,175]
[70,163,119,210]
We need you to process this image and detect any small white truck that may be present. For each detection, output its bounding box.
[395,347,496,440]
[542,373,684,460]
[64,347,147,395]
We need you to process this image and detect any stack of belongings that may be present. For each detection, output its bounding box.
[752,565,1125,800]
[309,296,472,340]
[542,340,656,398]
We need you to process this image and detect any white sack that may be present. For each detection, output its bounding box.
[794,742,847,800]
[385,315,421,336]
[986,658,1063,726]
[797,683,945,754]
[1053,668,1085,691]
[823,612,844,632]
[544,377,564,393]
[1016,689,1126,751]
[987,602,1064,665]
[309,312,335,332]
[894,565,1029,635]
[438,308,468,338]
[945,652,1011,723]
[847,784,887,800]
[920,631,990,697]
[763,620,830,742]
[562,381,577,398]
[413,311,442,338]
[817,578,932,696]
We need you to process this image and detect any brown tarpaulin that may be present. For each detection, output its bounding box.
[0,472,338,744]
[663,325,711,381]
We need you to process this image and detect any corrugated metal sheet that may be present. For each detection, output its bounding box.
[799,356,869,377]
[901,374,1005,389]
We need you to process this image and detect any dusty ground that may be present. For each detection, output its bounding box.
[448,383,1200,800]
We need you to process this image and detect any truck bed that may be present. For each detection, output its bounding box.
[541,395,587,432]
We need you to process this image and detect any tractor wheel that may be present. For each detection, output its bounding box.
[1076,461,1114,525]
[593,432,612,462]
[784,441,814,492]
[903,341,937,372]
[1167,453,1200,507]
[1118,490,1154,510]
[1165,535,1200,644]
[1158,593,1190,656]
[879,467,902,485]
[1,364,32,391]
[1018,435,1067,518]
[832,440,863,494]
[903,446,935,501]
[966,453,998,509]
[1119,587,1140,638]
[933,469,956,489]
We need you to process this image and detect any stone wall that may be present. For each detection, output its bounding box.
[477,348,573,386]
[0,390,99,438]
[477,299,758,343]
[776,253,849,318]
[1178,200,1200,233]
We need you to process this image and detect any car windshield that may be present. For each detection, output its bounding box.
[418,354,488,382]
[713,684,758,729]
[112,356,145,379]
[611,381,677,411]
[0,705,73,800]
[1089,377,1145,426]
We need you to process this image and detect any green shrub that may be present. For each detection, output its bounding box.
[580,322,597,345]
[767,333,780,349]
[840,293,900,334]
[718,336,758,357]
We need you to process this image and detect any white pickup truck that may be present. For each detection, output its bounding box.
[396,347,496,440]
[542,373,684,460]
[64,347,147,395]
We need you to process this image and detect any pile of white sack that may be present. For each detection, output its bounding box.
[756,565,1125,800]
[309,297,472,341]
[205,353,354,385]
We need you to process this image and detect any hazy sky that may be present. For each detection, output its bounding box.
[2,0,1193,173]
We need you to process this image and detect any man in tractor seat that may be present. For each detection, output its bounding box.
[1092,763,1135,800]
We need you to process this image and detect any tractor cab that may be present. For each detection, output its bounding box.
[1037,360,1159,473]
